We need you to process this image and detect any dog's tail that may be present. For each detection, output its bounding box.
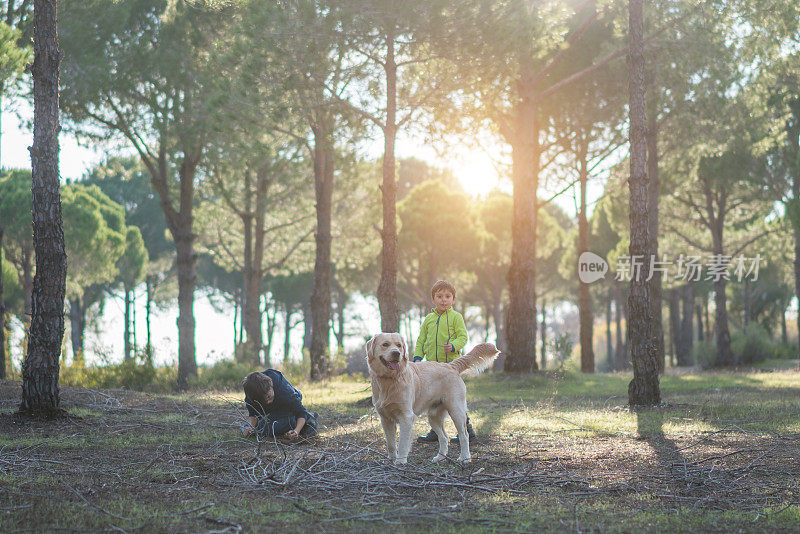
[447,343,500,377]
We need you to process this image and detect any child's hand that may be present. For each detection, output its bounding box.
[242,424,254,437]
[286,429,299,440]
[444,343,455,353]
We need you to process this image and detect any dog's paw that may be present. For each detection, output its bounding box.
[457,456,471,464]
[432,453,446,463]
[394,458,408,466]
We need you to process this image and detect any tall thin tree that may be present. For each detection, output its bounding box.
[21,0,66,414]
[626,0,660,406]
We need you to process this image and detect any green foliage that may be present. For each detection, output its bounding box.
[1,254,22,314]
[117,226,148,290]
[196,359,255,390]
[60,353,175,391]
[773,342,798,360]
[731,325,775,365]
[62,184,127,298]
[691,340,718,369]
[549,332,575,368]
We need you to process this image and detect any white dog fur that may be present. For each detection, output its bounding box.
[365,332,500,465]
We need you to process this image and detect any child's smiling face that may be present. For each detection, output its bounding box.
[433,289,455,314]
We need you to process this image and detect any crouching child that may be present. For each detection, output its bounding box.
[241,370,318,440]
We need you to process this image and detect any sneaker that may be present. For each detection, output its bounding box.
[300,411,319,437]
[450,423,477,444]
[417,429,438,443]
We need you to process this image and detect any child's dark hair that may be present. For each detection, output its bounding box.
[430,280,457,300]
[242,372,273,415]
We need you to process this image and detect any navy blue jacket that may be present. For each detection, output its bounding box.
[245,369,310,421]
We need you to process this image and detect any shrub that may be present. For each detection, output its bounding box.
[60,352,176,391]
[197,359,257,390]
[774,342,798,360]
[731,325,773,365]
[691,340,717,369]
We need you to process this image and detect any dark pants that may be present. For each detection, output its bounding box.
[255,414,296,437]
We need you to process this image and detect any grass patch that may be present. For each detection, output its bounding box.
[0,364,798,532]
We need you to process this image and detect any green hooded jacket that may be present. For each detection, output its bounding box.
[413,307,468,363]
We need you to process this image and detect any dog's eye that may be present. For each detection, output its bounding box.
[382,343,389,347]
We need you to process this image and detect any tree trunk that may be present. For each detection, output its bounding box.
[669,288,679,365]
[0,228,5,379]
[302,300,312,355]
[335,291,346,352]
[490,304,501,349]
[240,166,271,366]
[711,222,734,366]
[69,296,85,364]
[232,295,239,348]
[145,275,153,358]
[681,282,694,353]
[505,61,539,373]
[310,121,334,380]
[146,141,200,387]
[283,304,292,364]
[540,300,547,370]
[696,296,704,342]
[615,281,625,370]
[174,227,197,387]
[132,290,137,352]
[577,142,594,373]
[606,284,613,368]
[677,283,694,366]
[789,113,800,359]
[626,0,660,406]
[646,89,664,374]
[377,30,400,333]
[21,0,65,414]
[743,278,750,329]
[263,297,274,368]
[123,288,132,362]
[781,303,787,345]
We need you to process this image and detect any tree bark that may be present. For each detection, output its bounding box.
[711,219,733,366]
[626,0,660,406]
[646,89,664,374]
[540,300,547,370]
[606,284,613,368]
[0,228,5,379]
[283,304,292,364]
[781,303,787,345]
[696,295,704,342]
[145,275,153,358]
[68,296,85,364]
[577,141,594,373]
[21,0,65,414]
[669,288,679,365]
[377,30,400,333]
[123,288,132,361]
[310,120,334,380]
[615,281,626,370]
[302,300,312,355]
[264,296,275,367]
[505,61,539,373]
[239,166,271,366]
[677,283,694,366]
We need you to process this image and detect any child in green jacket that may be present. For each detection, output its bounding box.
[414,280,476,443]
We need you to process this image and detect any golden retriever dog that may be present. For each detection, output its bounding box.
[365,332,499,465]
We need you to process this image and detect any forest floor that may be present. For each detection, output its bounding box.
[1,360,799,533]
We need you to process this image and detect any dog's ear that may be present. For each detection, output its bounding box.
[365,335,376,360]
[401,337,408,360]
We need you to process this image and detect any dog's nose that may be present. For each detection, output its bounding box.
[390,350,401,358]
